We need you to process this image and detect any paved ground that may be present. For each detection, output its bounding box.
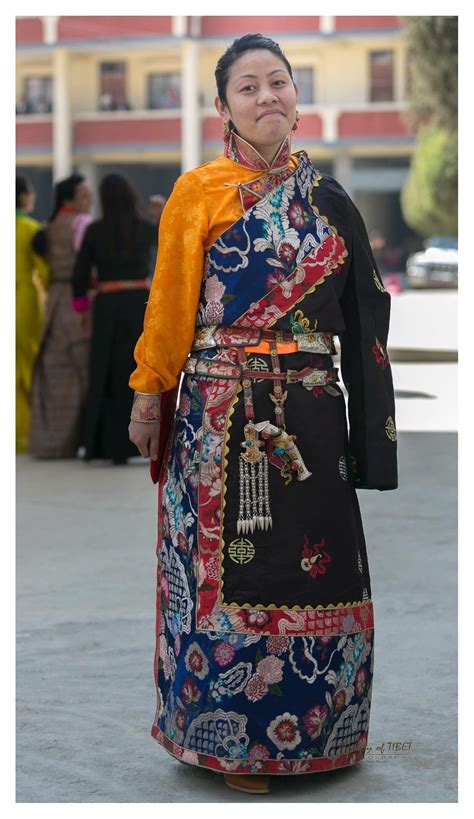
[390,363,457,432]
[16,428,457,803]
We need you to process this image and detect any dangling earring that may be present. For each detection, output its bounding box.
[292,111,300,132]
[223,119,232,143]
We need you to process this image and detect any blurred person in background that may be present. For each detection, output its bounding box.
[147,193,166,228]
[128,34,397,794]
[28,174,93,458]
[16,176,50,453]
[72,173,156,464]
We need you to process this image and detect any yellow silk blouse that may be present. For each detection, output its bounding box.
[129,153,299,395]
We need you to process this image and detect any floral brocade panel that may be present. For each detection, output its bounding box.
[154,373,373,772]
[152,628,373,774]
[196,151,348,332]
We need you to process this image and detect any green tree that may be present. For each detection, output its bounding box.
[402,16,457,132]
[400,125,458,238]
[400,16,458,237]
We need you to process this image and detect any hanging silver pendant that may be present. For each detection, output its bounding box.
[237,423,272,535]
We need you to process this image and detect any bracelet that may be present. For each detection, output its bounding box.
[130,392,161,423]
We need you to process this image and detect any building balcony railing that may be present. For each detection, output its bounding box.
[16,101,415,155]
[16,116,53,154]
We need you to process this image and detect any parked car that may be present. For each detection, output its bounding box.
[406,236,458,289]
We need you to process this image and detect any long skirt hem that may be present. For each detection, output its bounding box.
[151,724,366,776]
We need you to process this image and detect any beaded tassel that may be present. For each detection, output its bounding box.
[237,423,272,534]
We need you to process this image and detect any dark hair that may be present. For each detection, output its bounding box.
[16,175,32,209]
[99,173,143,255]
[215,33,294,105]
[49,174,85,222]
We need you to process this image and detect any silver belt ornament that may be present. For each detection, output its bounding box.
[184,328,339,537]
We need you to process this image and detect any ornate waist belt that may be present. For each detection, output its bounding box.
[183,327,341,537]
[183,355,339,389]
[192,325,336,355]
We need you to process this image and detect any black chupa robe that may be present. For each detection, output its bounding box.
[147,150,398,776]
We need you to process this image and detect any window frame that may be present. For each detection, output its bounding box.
[369,50,395,103]
[22,75,53,114]
[292,66,315,105]
[147,72,182,110]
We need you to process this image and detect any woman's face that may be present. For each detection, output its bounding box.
[19,191,36,213]
[72,182,92,213]
[215,49,298,161]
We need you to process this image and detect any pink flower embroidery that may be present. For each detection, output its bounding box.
[303,704,329,739]
[160,574,169,602]
[288,201,307,229]
[333,689,347,711]
[266,636,289,656]
[162,653,172,681]
[244,673,268,702]
[267,713,301,751]
[266,269,286,290]
[249,743,271,760]
[177,532,187,553]
[175,708,186,731]
[279,242,297,265]
[159,634,167,661]
[204,300,224,324]
[204,274,225,303]
[355,667,368,697]
[244,610,270,629]
[181,677,200,705]
[214,641,236,667]
[162,510,170,537]
[174,634,181,657]
[184,642,209,680]
[179,393,191,416]
[257,655,284,684]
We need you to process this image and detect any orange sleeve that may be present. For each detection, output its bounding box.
[129,171,208,394]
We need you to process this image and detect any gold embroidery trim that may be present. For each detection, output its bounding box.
[385,416,397,441]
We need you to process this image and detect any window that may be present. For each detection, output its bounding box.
[99,62,130,110]
[148,73,181,109]
[18,76,53,114]
[293,67,314,104]
[369,51,394,102]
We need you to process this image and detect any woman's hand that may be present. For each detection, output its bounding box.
[128,420,160,460]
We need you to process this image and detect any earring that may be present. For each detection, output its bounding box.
[223,119,232,143]
[292,111,300,132]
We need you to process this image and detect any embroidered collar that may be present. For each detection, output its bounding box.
[224,129,292,173]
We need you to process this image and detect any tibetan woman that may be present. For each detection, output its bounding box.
[129,33,398,795]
